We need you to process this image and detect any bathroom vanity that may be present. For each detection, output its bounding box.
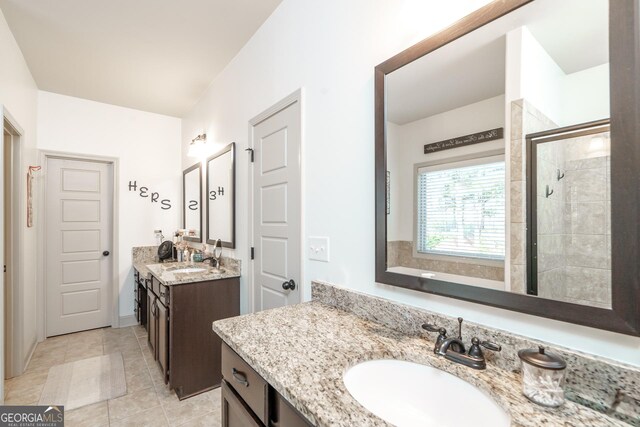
[213,282,637,426]
[133,249,241,399]
[220,343,311,427]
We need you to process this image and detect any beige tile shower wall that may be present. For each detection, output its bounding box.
[562,132,611,308]
[387,241,504,281]
[509,99,558,293]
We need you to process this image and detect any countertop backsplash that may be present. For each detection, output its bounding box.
[132,245,157,264]
[311,281,640,426]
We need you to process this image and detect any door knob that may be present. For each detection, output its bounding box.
[282,279,296,291]
[103,251,110,256]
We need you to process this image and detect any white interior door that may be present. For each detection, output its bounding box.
[46,158,113,336]
[253,98,301,311]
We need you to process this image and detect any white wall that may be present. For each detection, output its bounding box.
[563,63,609,124]
[37,91,181,320]
[387,95,505,242]
[0,8,39,382]
[506,26,610,127]
[182,0,640,366]
[508,26,565,124]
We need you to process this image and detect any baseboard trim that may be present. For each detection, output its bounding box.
[22,339,37,375]
[118,315,137,328]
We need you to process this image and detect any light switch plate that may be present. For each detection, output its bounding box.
[308,236,330,262]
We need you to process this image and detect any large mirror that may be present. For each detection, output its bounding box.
[183,163,202,242]
[375,0,640,335]
[206,143,236,248]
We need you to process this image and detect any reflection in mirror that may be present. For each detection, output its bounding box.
[183,163,202,242]
[527,121,611,308]
[385,0,610,307]
[207,143,235,248]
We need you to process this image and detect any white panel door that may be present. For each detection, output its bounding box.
[253,99,301,311]
[46,158,113,336]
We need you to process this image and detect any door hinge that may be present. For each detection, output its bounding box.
[3,265,5,273]
[245,148,254,163]
[250,247,254,260]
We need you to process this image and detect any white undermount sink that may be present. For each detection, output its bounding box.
[171,267,207,274]
[343,359,510,427]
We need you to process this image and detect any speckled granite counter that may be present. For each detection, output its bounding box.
[212,294,632,426]
[132,245,241,285]
[132,246,157,279]
[146,261,240,286]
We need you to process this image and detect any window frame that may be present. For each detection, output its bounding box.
[412,151,506,267]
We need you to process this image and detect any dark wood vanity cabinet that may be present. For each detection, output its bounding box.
[157,299,169,381]
[222,381,262,427]
[147,291,157,357]
[133,269,147,326]
[221,343,312,427]
[136,268,240,399]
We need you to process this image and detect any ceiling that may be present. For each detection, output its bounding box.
[0,0,282,117]
[387,36,506,125]
[387,0,608,125]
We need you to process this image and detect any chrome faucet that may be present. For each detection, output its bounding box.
[202,239,223,268]
[422,317,501,370]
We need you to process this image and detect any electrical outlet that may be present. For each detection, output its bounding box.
[308,236,330,262]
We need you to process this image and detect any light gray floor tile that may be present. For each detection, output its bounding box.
[108,386,160,420]
[64,401,109,427]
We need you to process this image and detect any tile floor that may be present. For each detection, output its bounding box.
[3,326,222,426]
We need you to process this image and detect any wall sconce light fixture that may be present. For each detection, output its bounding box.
[188,133,207,158]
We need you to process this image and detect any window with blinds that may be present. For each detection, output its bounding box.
[416,155,505,260]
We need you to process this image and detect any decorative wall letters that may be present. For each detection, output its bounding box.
[128,181,172,210]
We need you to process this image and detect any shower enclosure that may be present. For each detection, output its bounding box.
[526,120,611,308]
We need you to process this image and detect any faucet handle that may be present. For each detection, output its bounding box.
[468,337,501,359]
[480,340,501,352]
[422,324,447,354]
[422,323,444,333]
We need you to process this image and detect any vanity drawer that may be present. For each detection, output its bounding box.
[151,275,170,304]
[221,342,268,424]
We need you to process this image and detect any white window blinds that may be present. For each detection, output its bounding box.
[416,155,505,260]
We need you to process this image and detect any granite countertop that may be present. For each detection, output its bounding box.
[212,301,628,427]
[145,261,241,286]
[133,260,153,279]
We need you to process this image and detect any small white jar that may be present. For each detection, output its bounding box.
[518,346,567,407]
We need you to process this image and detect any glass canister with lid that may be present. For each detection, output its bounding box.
[518,346,567,407]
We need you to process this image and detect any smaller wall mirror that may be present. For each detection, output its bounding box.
[183,163,203,242]
[206,143,235,248]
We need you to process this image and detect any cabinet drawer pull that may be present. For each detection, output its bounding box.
[231,368,249,387]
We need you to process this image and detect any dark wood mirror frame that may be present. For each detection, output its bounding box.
[206,142,236,248]
[374,0,640,336]
[183,162,203,243]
